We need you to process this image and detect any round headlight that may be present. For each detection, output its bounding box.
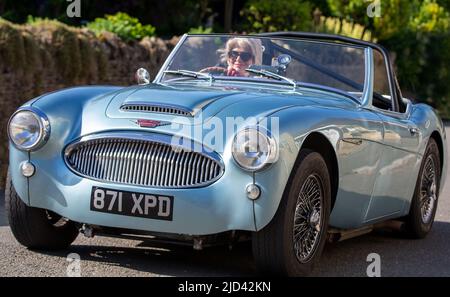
[232,127,278,171]
[8,109,50,151]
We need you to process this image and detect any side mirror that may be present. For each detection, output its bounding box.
[277,54,292,67]
[270,54,292,75]
[135,68,150,85]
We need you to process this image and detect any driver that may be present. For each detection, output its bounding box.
[201,37,263,76]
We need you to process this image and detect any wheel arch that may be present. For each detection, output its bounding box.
[430,130,444,174]
[253,106,350,231]
[290,132,339,211]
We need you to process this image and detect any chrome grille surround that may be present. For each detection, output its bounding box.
[64,133,224,188]
[120,102,193,117]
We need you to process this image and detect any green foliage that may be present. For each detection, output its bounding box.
[240,0,312,32]
[326,0,450,39]
[327,0,372,23]
[372,0,421,39]
[26,15,72,27]
[188,26,213,34]
[324,0,450,116]
[409,0,450,32]
[315,16,374,41]
[26,15,51,25]
[383,30,450,116]
[371,0,450,116]
[87,12,155,41]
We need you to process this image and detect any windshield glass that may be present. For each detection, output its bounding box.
[159,35,367,96]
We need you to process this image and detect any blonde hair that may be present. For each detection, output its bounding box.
[220,37,263,65]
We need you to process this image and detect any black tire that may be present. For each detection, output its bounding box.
[252,149,331,276]
[404,138,441,239]
[5,170,79,250]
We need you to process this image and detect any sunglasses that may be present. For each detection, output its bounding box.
[228,50,253,62]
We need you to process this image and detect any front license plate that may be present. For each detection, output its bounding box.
[90,187,174,221]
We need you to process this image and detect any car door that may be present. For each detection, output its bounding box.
[329,111,386,229]
[365,111,420,221]
[364,51,420,223]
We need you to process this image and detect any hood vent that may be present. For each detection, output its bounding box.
[120,103,193,117]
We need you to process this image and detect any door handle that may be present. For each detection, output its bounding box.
[342,138,363,145]
[409,127,420,136]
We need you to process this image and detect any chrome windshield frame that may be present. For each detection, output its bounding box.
[154,33,373,106]
[361,47,374,108]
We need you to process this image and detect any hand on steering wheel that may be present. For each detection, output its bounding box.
[199,66,244,76]
[199,66,227,75]
[226,66,240,76]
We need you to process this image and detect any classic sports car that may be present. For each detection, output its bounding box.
[6,32,447,276]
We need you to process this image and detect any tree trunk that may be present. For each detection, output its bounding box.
[224,0,234,32]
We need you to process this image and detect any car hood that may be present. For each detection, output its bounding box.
[29,82,358,147]
[104,82,356,126]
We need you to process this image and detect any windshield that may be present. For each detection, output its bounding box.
[159,35,367,96]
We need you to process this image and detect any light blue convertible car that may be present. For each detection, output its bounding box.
[6,32,447,276]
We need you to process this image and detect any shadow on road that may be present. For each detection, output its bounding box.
[0,193,7,227]
[312,221,450,276]
[29,220,450,277]
[38,240,258,277]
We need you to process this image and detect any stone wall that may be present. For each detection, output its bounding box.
[0,19,179,186]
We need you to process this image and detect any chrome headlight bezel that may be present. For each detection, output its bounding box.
[231,126,278,172]
[8,107,50,151]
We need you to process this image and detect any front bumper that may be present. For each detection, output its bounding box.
[9,143,256,236]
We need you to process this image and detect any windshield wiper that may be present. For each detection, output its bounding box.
[163,69,214,83]
[245,68,297,89]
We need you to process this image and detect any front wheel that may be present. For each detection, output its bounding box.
[5,171,79,250]
[252,149,331,276]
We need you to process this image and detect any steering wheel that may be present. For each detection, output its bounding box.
[199,66,227,75]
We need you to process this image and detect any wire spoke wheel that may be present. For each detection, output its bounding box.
[293,174,324,263]
[420,155,437,224]
[252,150,330,275]
[404,138,441,239]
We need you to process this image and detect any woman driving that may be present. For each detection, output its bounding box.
[223,37,263,76]
[201,37,263,76]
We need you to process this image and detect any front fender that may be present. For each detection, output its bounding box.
[30,86,125,144]
[253,105,345,231]
[253,103,387,230]
[8,86,124,205]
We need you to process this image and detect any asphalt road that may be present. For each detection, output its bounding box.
[1,128,450,277]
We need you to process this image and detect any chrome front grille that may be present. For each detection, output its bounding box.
[65,137,223,188]
[120,104,192,116]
